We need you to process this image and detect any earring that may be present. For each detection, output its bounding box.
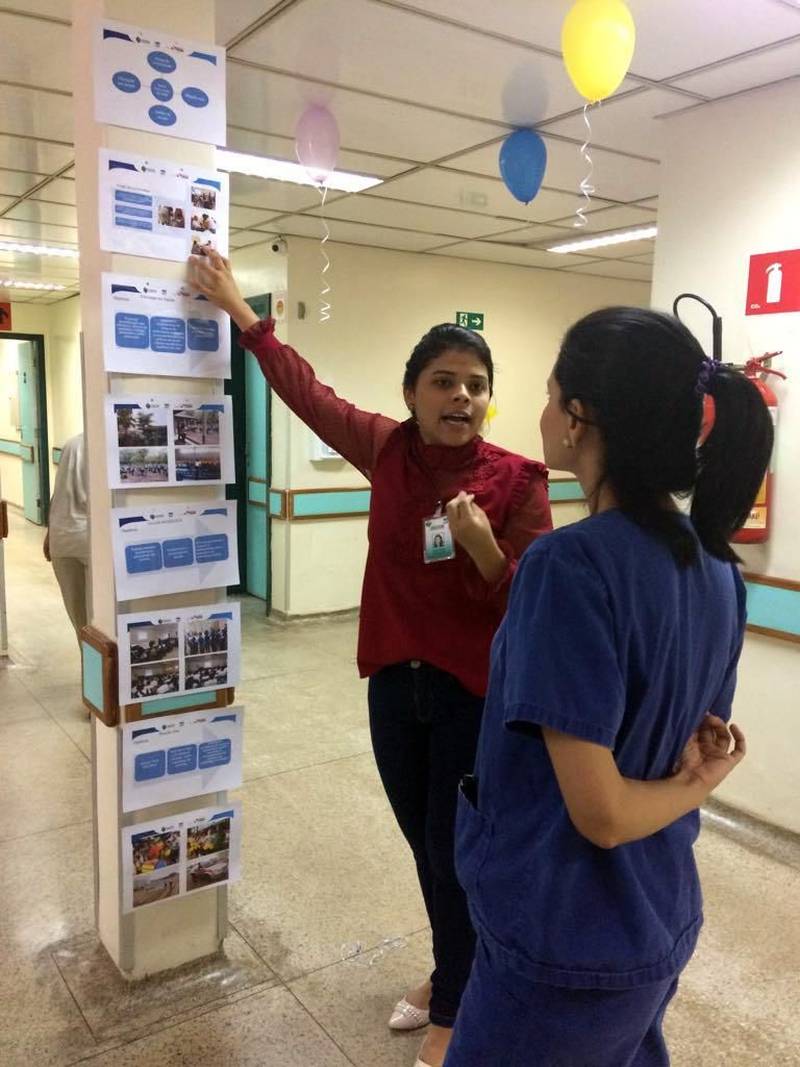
[562,437,573,449]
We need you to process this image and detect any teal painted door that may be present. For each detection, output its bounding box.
[245,295,271,601]
[17,340,44,525]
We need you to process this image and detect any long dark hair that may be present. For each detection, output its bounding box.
[554,306,774,564]
[403,324,493,392]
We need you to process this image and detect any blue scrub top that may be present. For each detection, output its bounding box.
[456,510,746,989]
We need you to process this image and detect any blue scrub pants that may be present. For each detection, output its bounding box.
[444,937,679,1067]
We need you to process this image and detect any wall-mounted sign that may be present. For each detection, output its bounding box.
[746,249,800,315]
[456,311,484,330]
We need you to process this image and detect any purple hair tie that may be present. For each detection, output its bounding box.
[695,357,719,396]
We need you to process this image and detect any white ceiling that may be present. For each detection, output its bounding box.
[2,0,800,302]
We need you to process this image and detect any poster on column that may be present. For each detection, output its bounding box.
[99,150,229,262]
[117,600,241,706]
[102,273,230,379]
[122,801,242,911]
[121,706,244,812]
[94,20,225,145]
[105,394,235,489]
[111,501,239,601]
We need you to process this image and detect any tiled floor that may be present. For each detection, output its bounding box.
[1,508,799,1066]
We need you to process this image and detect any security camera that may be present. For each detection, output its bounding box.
[270,237,287,254]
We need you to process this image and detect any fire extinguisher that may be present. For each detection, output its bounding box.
[730,352,786,544]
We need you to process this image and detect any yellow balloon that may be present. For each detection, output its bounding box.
[562,0,636,103]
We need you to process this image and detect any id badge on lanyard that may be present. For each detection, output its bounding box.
[423,502,455,564]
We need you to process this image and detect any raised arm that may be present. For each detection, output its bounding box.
[188,250,397,477]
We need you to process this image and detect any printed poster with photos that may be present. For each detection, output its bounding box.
[99,149,228,262]
[111,500,239,601]
[94,19,226,145]
[117,600,240,705]
[105,393,234,489]
[121,706,244,812]
[101,273,230,379]
[122,802,242,912]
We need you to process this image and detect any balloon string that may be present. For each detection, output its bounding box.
[318,182,331,324]
[574,102,597,228]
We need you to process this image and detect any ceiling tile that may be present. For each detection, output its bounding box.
[28,177,76,206]
[0,219,78,244]
[429,240,589,270]
[227,62,506,163]
[544,88,694,159]
[229,204,283,228]
[365,167,610,224]
[542,203,657,233]
[474,222,574,245]
[404,0,800,81]
[565,259,653,281]
[272,214,446,252]
[0,85,74,142]
[230,0,592,126]
[229,172,321,214]
[670,38,800,99]
[552,237,657,261]
[0,12,71,93]
[307,193,516,240]
[0,135,73,174]
[444,136,660,203]
[229,229,268,249]
[216,1,276,48]
[10,2,70,18]
[0,169,50,197]
[226,127,411,179]
[4,200,77,227]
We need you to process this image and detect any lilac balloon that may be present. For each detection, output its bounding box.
[295,105,340,184]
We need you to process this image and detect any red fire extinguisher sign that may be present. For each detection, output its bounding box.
[745,249,800,315]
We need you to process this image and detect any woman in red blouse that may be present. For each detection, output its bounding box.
[190,249,552,1067]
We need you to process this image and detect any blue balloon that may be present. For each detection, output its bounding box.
[498,129,547,204]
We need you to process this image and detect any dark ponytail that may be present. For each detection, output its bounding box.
[692,368,774,561]
[554,307,774,565]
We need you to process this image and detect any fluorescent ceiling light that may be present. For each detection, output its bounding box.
[216,148,383,194]
[547,226,658,254]
[0,240,78,258]
[0,279,67,291]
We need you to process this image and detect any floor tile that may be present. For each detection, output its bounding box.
[0,670,48,724]
[290,929,433,1067]
[230,753,428,981]
[54,927,278,1042]
[76,984,354,1066]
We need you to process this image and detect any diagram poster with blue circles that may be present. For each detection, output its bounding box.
[94,19,225,145]
[99,150,229,261]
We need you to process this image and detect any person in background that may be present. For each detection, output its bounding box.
[43,432,89,643]
[444,307,773,1066]
[189,248,553,1067]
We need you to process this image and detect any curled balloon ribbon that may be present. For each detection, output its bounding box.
[317,182,332,324]
[573,102,598,228]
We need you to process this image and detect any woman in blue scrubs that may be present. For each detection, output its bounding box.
[446,307,774,1066]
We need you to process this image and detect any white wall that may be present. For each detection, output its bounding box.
[652,80,800,832]
[232,236,648,614]
[0,339,26,506]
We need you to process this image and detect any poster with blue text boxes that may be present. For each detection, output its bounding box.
[102,273,230,378]
[99,150,229,261]
[121,706,243,812]
[112,501,239,601]
[117,601,241,706]
[94,20,225,144]
[105,393,234,489]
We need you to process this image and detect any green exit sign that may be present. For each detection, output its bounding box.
[456,311,484,330]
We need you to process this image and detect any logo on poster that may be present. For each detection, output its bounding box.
[746,249,800,315]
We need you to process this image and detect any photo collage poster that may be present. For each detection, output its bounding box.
[122,802,242,912]
[117,600,240,705]
[105,393,234,490]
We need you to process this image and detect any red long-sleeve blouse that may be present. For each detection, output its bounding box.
[240,318,553,696]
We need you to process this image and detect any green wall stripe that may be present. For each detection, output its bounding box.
[52,447,62,465]
[293,489,371,518]
[138,691,225,716]
[549,480,585,502]
[248,479,267,505]
[269,491,283,517]
[744,582,800,637]
[0,439,33,461]
[82,643,104,711]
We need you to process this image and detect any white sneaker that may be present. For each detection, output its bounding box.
[389,996,431,1030]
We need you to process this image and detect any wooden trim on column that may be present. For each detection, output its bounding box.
[742,571,800,594]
